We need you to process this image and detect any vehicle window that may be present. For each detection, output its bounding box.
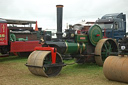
[114,22,118,30]
[97,23,113,29]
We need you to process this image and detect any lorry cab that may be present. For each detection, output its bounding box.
[96,13,126,40]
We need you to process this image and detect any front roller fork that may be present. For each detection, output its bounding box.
[34,47,57,64]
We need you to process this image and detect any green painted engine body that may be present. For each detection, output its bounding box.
[63,25,103,55]
[64,42,86,54]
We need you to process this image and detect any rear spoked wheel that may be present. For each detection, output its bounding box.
[95,39,118,66]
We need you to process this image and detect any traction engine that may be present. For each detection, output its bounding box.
[26,5,118,77]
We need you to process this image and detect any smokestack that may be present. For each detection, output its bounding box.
[56,5,63,40]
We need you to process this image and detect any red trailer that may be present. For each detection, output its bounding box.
[0,18,42,57]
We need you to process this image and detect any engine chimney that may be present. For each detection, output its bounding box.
[56,5,63,40]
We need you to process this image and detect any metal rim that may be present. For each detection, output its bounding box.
[95,38,118,66]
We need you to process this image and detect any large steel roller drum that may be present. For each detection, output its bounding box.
[103,55,128,83]
[27,51,63,77]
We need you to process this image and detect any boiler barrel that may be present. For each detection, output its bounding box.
[64,42,86,54]
[103,55,128,83]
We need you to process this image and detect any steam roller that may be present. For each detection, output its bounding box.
[26,5,119,77]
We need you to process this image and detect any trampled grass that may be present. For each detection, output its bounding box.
[0,56,127,85]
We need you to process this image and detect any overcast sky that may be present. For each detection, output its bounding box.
[0,0,128,31]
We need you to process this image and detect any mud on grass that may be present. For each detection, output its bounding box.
[0,56,127,85]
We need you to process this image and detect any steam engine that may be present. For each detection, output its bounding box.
[26,5,118,77]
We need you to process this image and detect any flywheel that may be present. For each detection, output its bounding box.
[88,25,103,46]
[95,38,118,66]
[26,50,63,77]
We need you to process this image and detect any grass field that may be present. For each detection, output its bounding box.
[0,56,127,85]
